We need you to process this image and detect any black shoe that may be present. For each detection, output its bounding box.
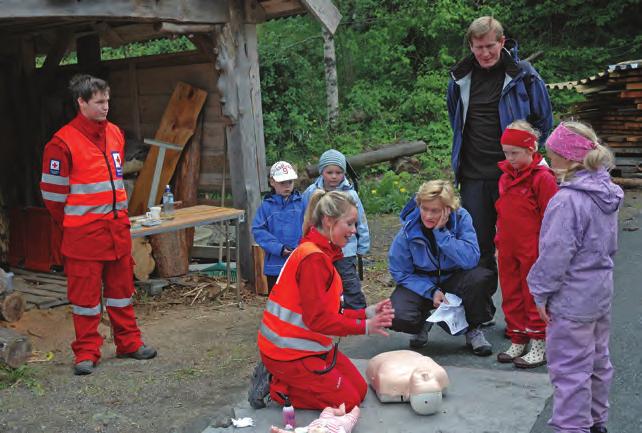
[248,360,271,409]
[409,322,433,349]
[73,360,95,375]
[590,426,607,433]
[117,345,157,360]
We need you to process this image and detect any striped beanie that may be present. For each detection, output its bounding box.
[318,149,347,173]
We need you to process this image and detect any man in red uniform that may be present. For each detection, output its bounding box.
[40,74,156,375]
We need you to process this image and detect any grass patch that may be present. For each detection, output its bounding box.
[0,364,44,395]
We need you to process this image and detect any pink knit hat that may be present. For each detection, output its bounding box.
[546,123,596,162]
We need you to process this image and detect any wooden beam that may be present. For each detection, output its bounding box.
[244,0,267,23]
[259,0,306,18]
[76,34,101,70]
[154,22,216,34]
[0,0,231,24]
[300,0,342,34]
[40,28,74,79]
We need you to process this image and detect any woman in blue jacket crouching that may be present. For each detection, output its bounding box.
[388,180,496,356]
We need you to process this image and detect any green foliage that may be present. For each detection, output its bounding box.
[360,171,424,214]
[0,364,44,395]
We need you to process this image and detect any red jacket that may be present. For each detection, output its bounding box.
[495,153,558,251]
[40,114,132,261]
[267,228,366,344]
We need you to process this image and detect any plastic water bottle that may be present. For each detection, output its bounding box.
[282,396,296,429]
[162,185,175,217]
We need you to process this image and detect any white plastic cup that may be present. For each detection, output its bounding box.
[149,206,162,220]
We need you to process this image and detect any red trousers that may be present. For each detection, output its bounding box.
[65,255,143,363]
[261,349,367,411]
[498,251,546,344]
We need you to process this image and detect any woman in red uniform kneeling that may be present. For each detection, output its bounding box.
[249,190,394,411]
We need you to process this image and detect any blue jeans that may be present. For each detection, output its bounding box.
[334,256,366,310]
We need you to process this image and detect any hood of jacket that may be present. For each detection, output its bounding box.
[263,190,302,206]
[311,175,354,192]
[498,152,549,180]
[561,169,623,214]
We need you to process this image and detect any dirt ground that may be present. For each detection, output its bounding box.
[0,191,640,433]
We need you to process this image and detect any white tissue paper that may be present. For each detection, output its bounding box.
[427,292,469,335]
[231,417,254,428]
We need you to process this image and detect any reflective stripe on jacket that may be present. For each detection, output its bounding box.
[55,123,128,227]
[258,241,342,361]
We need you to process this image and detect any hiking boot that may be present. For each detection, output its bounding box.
[248,360,271,409]
[409,322,433,349]
[465,326,492,356]
[590,425,608,433]
[117,345,157,360]
[73,360,95,375]
[497,342,527,363]
[514,339,546,369]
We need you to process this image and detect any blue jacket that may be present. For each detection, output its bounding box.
[388,200,480,299]
[447,48,553,183]
[252,191,305,276]
[302,177,370,257]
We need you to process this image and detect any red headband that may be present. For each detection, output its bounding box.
[501,128,537,150]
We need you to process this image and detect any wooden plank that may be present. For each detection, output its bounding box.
[130,205,244,238]
[16,286,67,300]
[300,0,342,34]
[1,0,231,23]
[33,283,68,295]
[18,292,59,306]
[137,63,218,95]
[626,82,642,90]
[259,0,307,18]
[129,63,142,141]
[620,90,642,98]
[139,94,222,125]
[128,82,208,216]
[252,244,269,295]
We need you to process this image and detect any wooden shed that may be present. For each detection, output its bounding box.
[0,0,341,281]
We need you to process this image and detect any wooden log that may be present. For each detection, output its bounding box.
[252,244,269,295]
[132,237,155,281]
[149,231,190,277]
[0,293,26,323]
[612,177,642,188]
[0,327,32,368]
[305,141,428,177]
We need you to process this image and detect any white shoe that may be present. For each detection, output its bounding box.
[497,343,527,363]
[514,339,546,368]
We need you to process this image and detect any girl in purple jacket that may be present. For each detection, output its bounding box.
[527,121,623,433]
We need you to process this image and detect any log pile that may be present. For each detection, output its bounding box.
[549,61,642,178]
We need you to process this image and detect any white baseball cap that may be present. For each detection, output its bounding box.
[270,161,298,182]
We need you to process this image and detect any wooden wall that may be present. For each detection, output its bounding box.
[105,52,229,193]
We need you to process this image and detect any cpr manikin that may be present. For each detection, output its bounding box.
[366,350,449,415]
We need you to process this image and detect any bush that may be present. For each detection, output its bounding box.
[360,171,425,214]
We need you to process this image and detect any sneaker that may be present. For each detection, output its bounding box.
[117,345,157,360]
[497,343,527,363]
[513,339,546,369]
[590,425,608,433]
[465,326,492,356]
[248,360,271,409]
[409,322,433,349]
[73,360,95,375]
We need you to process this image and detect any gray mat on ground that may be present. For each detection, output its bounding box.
[203,359,551,433]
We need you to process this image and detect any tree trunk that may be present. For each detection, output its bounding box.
[322,26,339,127]
[0,293,25,323]
[0,327,32,368]
[149,231,190,277]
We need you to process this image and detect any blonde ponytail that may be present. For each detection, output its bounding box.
[302,190,357,234]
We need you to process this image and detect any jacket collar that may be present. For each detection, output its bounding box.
[498,152,548,182]
[450,49,520,81]
[301,227,343,262]
[69,113,107,147]
[264,190,302,204]
[314,176,353,191]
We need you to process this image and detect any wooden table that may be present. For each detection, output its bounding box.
[130,205,245,302]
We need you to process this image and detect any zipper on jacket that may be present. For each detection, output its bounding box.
[100,151,118,219]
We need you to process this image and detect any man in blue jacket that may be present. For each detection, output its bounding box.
[447,16,553,299]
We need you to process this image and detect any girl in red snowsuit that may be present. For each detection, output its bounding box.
[495,121,558,368]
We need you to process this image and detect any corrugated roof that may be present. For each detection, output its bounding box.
[547,60,641,91]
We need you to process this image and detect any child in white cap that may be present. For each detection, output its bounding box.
[302,149,371,309]
[252,161,305,292]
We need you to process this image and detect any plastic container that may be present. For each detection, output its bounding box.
[282,396,296,429]
[162,185,175,217]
